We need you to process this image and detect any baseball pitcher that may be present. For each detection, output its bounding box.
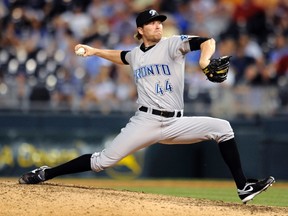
[19,9,274,204]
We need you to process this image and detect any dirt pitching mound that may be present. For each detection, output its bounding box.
[0,180,287,216]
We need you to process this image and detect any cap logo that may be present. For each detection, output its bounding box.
[149,10,157,16]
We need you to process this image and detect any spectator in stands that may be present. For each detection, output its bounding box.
[268,32,288,66]
[83,38,112,80]
[80,67,116,112]
[59,4,92,40]
[266,31,288,82]
[51,67,75,108]
[230,38,257,85]
[114,65,137,109]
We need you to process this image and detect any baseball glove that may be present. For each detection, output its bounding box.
[202,56,231,83]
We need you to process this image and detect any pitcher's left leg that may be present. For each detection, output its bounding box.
[161,116,234,144]
[161,116,245,190]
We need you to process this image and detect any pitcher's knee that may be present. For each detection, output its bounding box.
[90,152,103,172]
[214,119,234,143]
[90,150,120,172]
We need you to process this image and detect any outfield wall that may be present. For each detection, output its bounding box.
[0,112,287,180]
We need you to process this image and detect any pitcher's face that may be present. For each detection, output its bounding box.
[138,20,163,44]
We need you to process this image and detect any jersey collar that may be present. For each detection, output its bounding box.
[140,43,156,52]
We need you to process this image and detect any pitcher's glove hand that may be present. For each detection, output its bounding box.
[202,56,231,83]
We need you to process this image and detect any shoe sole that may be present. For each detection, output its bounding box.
[242,176,275,204]
[18,177,26,184]
[18,175,44,184]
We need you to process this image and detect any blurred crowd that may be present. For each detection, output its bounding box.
[0,0,288,116]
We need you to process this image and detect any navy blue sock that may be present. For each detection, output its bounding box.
[44,154,92,180]
[218,138,246,189]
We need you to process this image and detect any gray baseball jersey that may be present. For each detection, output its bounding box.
[90,35,234,172]
[127,35,189,111]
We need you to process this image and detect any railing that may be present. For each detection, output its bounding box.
[0,86,287,118]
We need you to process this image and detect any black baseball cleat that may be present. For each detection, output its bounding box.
[19,166,50,184]
[238,176,275,204]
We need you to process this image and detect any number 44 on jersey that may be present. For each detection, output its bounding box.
[155,80,173,95]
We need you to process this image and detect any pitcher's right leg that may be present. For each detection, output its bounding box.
[90,112,162,172]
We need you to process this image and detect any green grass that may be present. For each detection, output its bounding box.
[115,183,288,207]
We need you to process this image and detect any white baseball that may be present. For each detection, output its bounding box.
[76,47,85,56]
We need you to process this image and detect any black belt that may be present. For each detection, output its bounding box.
[139,106,182,118]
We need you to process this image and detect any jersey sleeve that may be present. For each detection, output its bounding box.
[120,51,131,65]
[168,35,196,59]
